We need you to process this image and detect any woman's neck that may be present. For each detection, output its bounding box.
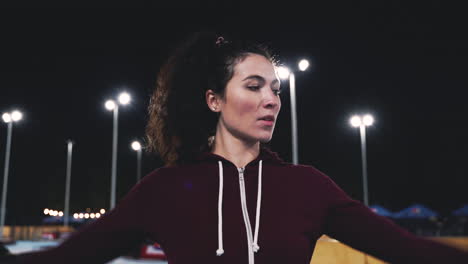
[211,130,260,168]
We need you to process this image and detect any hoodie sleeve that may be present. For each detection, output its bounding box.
[320,173,468,264]
[10,177,154,264]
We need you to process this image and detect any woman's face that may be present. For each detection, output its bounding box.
[216,54,282,144]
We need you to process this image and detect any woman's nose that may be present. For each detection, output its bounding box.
[263,91,280,109]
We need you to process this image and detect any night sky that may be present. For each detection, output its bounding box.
[1,5,467,225]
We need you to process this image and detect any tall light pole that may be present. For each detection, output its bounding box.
[64,140,74,227]
[350,114,374,206]
[1,110,23,239]
[277,59,310,165]
[131,141,142,183]
[105,92,131,209]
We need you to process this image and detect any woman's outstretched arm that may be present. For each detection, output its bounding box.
[4,177,154,264]
[320,173,468,263]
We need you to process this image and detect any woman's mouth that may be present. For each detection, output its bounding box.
[258,115,275,126]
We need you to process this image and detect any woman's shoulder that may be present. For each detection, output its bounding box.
[143,165,186,180]
[272,162,334,183]
[141,162,211,181]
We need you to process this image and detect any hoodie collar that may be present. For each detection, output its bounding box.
[195,146,284,167]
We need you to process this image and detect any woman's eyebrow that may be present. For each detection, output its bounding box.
[242,75,265,82]
[243,75,279,86]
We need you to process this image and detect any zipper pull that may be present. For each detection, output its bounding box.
[238,167,245,180]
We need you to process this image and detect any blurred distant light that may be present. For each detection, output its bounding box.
[84,213,90,219]
[44,209,49,215]
[2,113,11,123]
[96,213,101,218]
[11,110,22,122]
[350,114,374,127]
[298,59,310,71]
[105,100,116,110]
[131,141,141,151]
[277,66,290,79]
[73,213,79,219]
[100,209,106,214]
[58,211,64,217]
[118,92,131,105]
[90,213,95,219]
[363,114,374,126]
[350,116,362,127]
[79,213,84,219]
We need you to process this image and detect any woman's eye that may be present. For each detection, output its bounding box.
[247,86,260,91]
[273,89,281,95]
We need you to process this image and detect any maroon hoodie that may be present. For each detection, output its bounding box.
[10,148,468,263]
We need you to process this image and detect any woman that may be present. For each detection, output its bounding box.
[5,32,468,264]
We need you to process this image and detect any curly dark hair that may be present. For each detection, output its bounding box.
[146,31,277,166]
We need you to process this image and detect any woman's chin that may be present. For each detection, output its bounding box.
[258,134,273,143]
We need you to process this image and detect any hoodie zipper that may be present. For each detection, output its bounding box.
[238,167,255,264]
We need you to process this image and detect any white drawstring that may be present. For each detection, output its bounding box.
[216,161,224,256]
[252,160,262,252]
[215,160,263,257]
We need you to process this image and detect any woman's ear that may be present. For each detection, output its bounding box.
[205,89,221,112]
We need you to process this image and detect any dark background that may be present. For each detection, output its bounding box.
[0,4,467,224]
